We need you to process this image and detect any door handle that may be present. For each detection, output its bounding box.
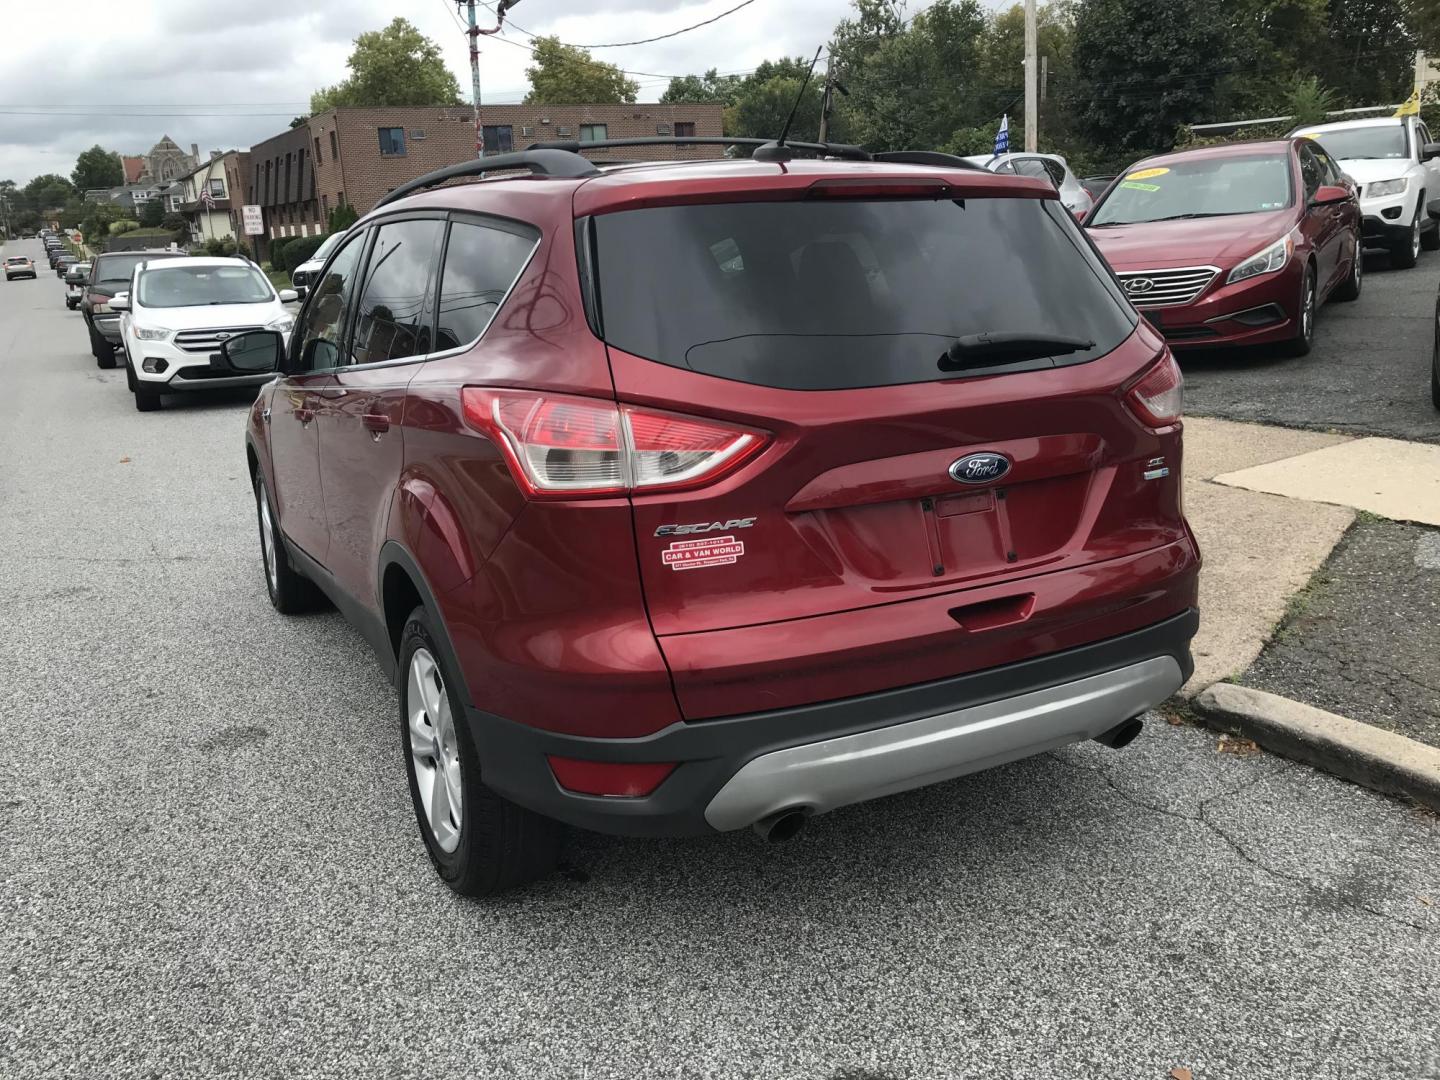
[296,407,315,425]
[362,412,391,434]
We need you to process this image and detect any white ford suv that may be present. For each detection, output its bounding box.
[1292,115,1440,268]
[112,257,296,412]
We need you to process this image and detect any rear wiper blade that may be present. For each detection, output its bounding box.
[940,332,1095,371]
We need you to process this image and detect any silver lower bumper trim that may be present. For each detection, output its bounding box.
[703,656,1183,831]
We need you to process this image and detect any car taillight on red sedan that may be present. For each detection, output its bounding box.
[1124,353,1184,428]
[461,388,769,498]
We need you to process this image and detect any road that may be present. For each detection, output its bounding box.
[1,237,1438,1079]
[1183,248,1440,443]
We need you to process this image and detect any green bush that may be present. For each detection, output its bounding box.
[269,235,291,266]
[202,237,239,257]
[328,201,358,233]
[281,234,328,273]
[161,212,188,233]
[139,199,165,228]
[109,219,140,235]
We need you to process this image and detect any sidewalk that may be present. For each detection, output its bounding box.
[1181,415,1440,807]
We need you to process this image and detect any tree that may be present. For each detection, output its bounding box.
[1069,0,1234,157]
[1315,0,1416,106]
[661,68,743,106]
[22,174,75,215]
[309,17,463,113]
[139,197,165,228]
[72,145,124,191]
[328,201,359,233]
[523,37,639,104]
[161,212,189,233]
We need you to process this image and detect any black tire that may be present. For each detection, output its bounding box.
[91,326,116,369]
[1424,202,1440,251]
[1281,264,1317,357]
[1332,239,1363,302]
[124,359,137,393]
[1392,209,1422,269]
[398,605,562,897]
[65,299,75,310]
[133,384,161,411]
[253,474,318,613]
[1431,310,1440,410]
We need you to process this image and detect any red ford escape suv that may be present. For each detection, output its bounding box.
[219,138,1200,895]
[1086,139,1362,355]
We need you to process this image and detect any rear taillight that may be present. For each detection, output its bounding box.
[1124,353,1184,428]
[460,388,768,498]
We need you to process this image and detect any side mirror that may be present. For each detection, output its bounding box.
[216,330,284,375]
[109,292,131,312]
[1424,142,1440,162]
[1310,183,1350,206]
[277,288,299,303]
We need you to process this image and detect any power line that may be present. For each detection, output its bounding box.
[564,0,760,49]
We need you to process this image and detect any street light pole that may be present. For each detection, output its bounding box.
[1024,0,1038,152]
[462,0,522,159]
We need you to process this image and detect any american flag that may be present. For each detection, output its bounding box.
[198,185,216,210]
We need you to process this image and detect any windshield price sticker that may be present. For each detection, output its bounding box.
[1120,181,1162,192]
[662,536,745,571]
[1126,167,1170,181]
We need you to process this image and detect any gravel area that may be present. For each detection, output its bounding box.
[1244,516,1440,750]
[1183,249,1440,444]
[3,238,1440,1080]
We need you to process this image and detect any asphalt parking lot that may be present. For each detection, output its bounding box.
[1183,248,1440,443]
[2,238,1439,1079]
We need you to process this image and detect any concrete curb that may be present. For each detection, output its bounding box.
[1194,683,1440,812]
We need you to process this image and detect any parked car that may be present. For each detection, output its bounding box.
[112,256,297,411]
[964,152,1094,218]
[46,246,68,269]
[54,253,78,278]
[1086,138,1362,355]
[218,144,1199,896]
[64,262,91,309]
[1289,115,1440,268]
[83,250,189,368]
[1432,280,1440,409]
[289,232,343,294]
[1081,175,1116,201]
[4,255,36,280]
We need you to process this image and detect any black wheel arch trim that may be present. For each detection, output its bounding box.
[377,541,474,707]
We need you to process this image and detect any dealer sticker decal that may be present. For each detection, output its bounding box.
[662,535,745,571]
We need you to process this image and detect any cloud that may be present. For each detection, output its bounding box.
[0,0,1009,185]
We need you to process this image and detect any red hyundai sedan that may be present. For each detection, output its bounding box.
[1087,139,1362,355]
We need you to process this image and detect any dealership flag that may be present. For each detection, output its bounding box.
[1396,89,1421,117]
[994,114,1010,155]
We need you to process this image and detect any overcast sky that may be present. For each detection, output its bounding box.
[0,0,1009,187]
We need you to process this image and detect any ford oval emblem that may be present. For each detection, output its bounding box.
[949,452,1011,485]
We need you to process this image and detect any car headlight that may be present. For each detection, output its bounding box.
[266,314,295,334]
[134,326,172,341]
[1367,177,1407,198]
[1226,235,1293,285]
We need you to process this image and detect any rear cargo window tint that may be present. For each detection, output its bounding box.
[591,197,1134,390]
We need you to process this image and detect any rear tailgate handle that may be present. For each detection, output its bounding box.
[948,593,1035,632]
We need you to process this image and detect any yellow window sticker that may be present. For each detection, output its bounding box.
[1126,167,1170,181]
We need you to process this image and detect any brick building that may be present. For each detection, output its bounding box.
[244,102,724,257]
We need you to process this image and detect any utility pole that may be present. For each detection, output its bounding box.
[817,50,834,143]
[1024,0,1038,152]
[461,0,523,159]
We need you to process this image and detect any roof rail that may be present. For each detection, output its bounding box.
[375,149,600,208]
[872,150,988,172]
[526,136,873,161]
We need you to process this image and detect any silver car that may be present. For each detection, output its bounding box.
[964,152,1094,219]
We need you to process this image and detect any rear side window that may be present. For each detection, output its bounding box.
[350,218,444,365]
[434,219,538,351]
[590,197,1134,390]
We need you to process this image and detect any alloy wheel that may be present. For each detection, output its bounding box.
[407,648,463,854]
[258,487,279,593]
[1301,273,1315,344]
[1413,215,1423,261]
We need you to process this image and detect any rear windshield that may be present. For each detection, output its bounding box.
[590,196,1134,390]
[94,253,183,287]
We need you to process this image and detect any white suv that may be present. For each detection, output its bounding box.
[1292,115,1440,268]
[111,257,296,412]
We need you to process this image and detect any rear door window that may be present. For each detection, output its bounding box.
[590,196,1134,390]
[349,218,444,365]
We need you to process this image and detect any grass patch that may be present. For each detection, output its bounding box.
[266,268,292,289]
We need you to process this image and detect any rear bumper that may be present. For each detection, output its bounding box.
[468,607,1198,837]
